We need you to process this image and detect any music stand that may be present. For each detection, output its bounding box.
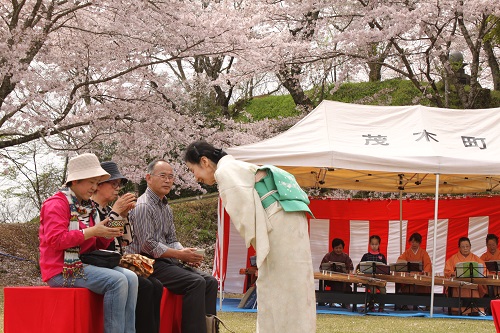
[331,262,347,273]
[321,262,347,273]
[455,262,486,279]
[390,262,408,272]
[320,262,333,272]
[455,262,486,316]
[407,261,423,272]
[390,261,423,273]
[485,260,500,274]
[360,261,390,277]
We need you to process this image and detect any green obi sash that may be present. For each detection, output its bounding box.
[254,165,313,217]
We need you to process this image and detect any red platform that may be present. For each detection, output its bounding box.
[3,286,182,333]
[492,300,500,333]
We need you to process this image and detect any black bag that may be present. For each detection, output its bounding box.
[206,315,235,333]
[80,250,122,268]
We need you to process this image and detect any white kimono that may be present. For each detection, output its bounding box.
[216,155,316,333]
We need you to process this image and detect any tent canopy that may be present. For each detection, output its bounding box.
[226,101,500,193]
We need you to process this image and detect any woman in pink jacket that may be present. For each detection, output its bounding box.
[39,153,138,333]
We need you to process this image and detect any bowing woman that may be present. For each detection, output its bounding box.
[184,140,316,333]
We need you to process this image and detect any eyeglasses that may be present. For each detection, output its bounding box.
[151,173,174,181]
[108,180,123,189]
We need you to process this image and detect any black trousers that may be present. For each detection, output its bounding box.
[136,275,163,333]
[151,258,218,333]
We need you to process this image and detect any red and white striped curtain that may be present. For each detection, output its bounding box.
[214,196,500,293]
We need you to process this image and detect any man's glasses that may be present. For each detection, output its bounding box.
[151,173,174,181]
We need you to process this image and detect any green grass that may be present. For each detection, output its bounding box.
[214,311,496,333]
[236,94,300,121]
[170,196,219,248]
[240,79,500,121]
[1,287,495,333]
[216,294,496,332]
[323,79,426,106]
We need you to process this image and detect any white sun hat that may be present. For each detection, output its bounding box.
[65,153,111,185]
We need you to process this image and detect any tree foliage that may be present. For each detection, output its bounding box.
[0,0,499,203]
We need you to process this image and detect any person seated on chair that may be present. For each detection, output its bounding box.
[480,233,500,261]
[319,238,354,308]
[39,153,138,333]
[395,232,432,310]
[480,233,500,297]
[444,237,487,315]
[319,238,354,293]
[397,232,432,274]
[126,159,218,333]
[92,161,164,333]
[358,235,387,312]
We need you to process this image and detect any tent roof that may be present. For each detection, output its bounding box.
[226,101,500,193]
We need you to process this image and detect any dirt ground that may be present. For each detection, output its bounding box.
[0,223,43,286]
[0,222,216,287]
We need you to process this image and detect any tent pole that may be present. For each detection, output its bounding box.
[218,197,224,310]
[399,190,403,255]
[430,174,440,317]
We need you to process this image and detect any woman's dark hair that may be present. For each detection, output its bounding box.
[486,233,499,244]
[458,236,471,247]
[369,235,381,244]
[331,238,345,249]
[408,232,422,244]
[184,140,227,165]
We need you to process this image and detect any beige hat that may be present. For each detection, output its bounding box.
[65,153,111,185]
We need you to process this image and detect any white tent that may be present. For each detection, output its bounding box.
[224,100,500,316]
[227,100,500,193]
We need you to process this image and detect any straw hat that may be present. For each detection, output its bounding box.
[100,161,128,186]
[65,153,110,185]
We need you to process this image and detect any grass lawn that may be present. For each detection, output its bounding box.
[0,286,494,333]
[215,311,495,333]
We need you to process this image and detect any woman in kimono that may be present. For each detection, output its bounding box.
[395,232,432,310]
[184,140,316,333]
[444,237,487,314]
[481,234,500,297]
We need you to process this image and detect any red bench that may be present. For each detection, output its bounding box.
[4,286,182,333]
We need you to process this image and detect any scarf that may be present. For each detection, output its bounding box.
[94,202,133,255]
[60,187,99,286]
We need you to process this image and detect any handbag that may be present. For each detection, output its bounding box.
[119,254,155,277]
[206,315,235,333]
[80,249,122,268]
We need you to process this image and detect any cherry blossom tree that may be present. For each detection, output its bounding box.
[2,0,500,204]
[260,1,500,108]
[0,0,257,150]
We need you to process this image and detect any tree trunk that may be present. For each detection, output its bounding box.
[483,40,500,91]
[368,61,383,82]
[277,64,314,112]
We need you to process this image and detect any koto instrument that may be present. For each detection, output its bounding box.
[314,271,386,288]
[357,272,478,289]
